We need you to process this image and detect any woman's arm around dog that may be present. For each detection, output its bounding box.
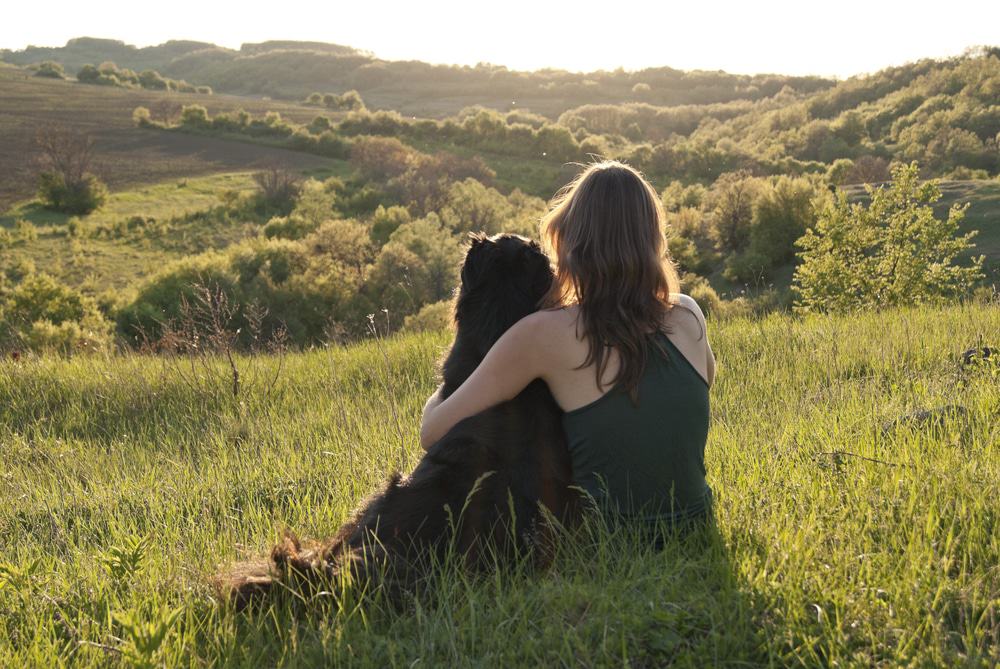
[420,310,554,449]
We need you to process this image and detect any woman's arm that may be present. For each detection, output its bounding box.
[419,312,548,450]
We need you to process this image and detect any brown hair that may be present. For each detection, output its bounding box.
[541,160,681,398]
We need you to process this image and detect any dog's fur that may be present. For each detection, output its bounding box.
[219,233,578,608]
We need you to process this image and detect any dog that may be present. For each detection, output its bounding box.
[220,233,578,608]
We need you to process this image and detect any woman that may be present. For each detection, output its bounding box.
[420,160,716,533]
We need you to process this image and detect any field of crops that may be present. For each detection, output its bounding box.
[2,304,997,666]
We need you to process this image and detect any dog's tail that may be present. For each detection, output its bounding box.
[214,532,340,610]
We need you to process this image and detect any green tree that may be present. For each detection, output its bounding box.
[793,162,984,313]
[438,178,514,235]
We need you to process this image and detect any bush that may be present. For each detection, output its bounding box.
[794,162,985,312]
[252,168,301,214]
[369,205,411,247]
[14,219,37,242]
[179,105,209,128]
[403,300,453,332]
[0,272,113,354]
[34,61,65,79]
[37,172,108,215]
[132,106,152,127]
[683,276,723,319]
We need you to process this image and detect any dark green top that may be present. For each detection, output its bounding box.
[562,331,712,524]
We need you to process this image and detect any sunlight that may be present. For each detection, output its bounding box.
[5,0,999,76]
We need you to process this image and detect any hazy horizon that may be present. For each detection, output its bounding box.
[4,0,1000,78]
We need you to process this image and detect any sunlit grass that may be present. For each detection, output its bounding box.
[1,304,997,666]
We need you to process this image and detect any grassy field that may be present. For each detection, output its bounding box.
[1,304,997,666]
[0,67,341,210]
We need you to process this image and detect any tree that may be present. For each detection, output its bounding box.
[793,162,984,313]
[707,171,762,253]
[252,167,301,214]
[34,126,108,215]
[438,178,514,234]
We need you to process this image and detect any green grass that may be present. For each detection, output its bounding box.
[2,304,997,666]
[0,173,261,293]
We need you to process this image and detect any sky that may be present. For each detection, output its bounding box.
[3,0,999,78]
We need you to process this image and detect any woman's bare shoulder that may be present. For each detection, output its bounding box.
[518,306,583,356]
[664,293,708,341]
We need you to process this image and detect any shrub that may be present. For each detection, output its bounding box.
[350,136,413,181]
[403,300,453,332]
[438,179,514,234]
[34,61,64,79]
[0,272,113,354]
[793,162,985,313]
[37,172,108,215]
[683,276,723,319]
[179,105,209,128]
[132,106,152,127]
[252,168,301,214]
[369,204,411,247]
[707,171,763,253]
[263,215,318,241]
[14,219,37,242]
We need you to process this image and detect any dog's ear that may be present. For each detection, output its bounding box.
[467,231,489,247]
[461,232,494,288]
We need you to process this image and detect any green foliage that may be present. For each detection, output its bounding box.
[794,162,985,312]
[402,299,453,332]
[725,176,823,282]
[363,214,464,320]
[307,89,366,111]
[33,61,64,78]
[100,535,151,582]
[0,272,114,353]
[179,104,209,128]
[76,61,202,93]
[439,178,515,234]
[666,207,717,275]
[132,106,152,127]
[369,204,411,247]
[37,171,108,215]
[113,605,183,668]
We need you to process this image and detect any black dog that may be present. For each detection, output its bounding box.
[221,233,578,608]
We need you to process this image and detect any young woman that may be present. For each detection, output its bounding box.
[420,160,716,530]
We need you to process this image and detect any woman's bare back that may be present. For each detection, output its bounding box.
[533,294,715,413]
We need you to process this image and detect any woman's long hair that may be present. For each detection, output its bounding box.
[541,160,680,399]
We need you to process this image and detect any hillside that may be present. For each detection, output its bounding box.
[2,36,835,117]
[0,66,339,211]
[1,304,997,665]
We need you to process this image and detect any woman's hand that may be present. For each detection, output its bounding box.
[420,384,445,432]
[419,312,548,449]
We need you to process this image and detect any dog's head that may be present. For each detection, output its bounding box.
[454,232,554,356]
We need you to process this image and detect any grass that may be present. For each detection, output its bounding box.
[0,66,342,210]
[0,173,272,293]
[1,303,997,666]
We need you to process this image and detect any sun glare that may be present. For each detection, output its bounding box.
[5,0,999,76]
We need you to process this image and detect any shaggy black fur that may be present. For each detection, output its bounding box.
[221,233,578,608]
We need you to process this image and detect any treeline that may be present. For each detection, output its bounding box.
[131,48,1000,200]
[3,37,834,117]
[562,50,1000,181]
[77,61,211,93]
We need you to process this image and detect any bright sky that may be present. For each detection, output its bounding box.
[4,0,999,78]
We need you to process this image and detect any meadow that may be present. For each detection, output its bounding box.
[2,303,997,666]
[0,66,337,211]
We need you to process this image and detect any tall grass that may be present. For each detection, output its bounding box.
[1,304,997,666]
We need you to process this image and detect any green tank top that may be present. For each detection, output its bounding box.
[562,331,712,524]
